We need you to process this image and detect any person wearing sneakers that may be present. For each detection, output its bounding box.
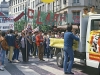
[0,31,8,71]
[12,34,20,63]
[63,25,79,74]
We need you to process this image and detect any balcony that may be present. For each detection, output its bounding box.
[72,3,81,6]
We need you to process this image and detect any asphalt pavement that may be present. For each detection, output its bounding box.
[0,53,99,75]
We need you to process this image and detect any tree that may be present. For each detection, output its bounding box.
[32,11,54,32]
[14,20,25,32]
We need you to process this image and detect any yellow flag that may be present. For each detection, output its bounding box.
[41,0,54,3]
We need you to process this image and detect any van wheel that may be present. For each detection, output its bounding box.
[57,52,63,68]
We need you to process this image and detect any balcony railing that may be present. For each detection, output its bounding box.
[72,3,81,6]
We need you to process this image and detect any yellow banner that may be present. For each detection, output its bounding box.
[49,38,79,50]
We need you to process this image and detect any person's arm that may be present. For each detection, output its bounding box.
[71,33,79,41]
[36,35,43,42]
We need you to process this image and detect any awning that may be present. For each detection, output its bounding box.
[57,25,79,29]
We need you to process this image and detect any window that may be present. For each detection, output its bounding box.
[63,0,66,4]
[18,0,19,3]
[73,12,80,23]
[16,8,17,12]
[28,0,30,6]
[23,5,24,10]
[33,1,34,8]
[16,0,17,4]
[73,0,79,3]
[14,8,15,13]
[91,19,100,30]
[40,6,41,11]
[20,5,22,10]
[42,5,44,11]
[48,3,50,11]
[20,0,22,2]
[38,7,39,11]
[18,7,19,11]
[14,1,15,5]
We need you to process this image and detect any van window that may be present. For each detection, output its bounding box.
[91,19,100,30]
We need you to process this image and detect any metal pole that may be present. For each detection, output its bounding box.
[25,1,28,62]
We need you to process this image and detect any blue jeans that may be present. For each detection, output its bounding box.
[1,50,6,65]
[47,47,50,58]
[63,47,74,73]
[12,49,19,60]
[44,43,47,55]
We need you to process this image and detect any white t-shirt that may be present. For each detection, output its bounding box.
[88,11,97,15]
[21,37,25,48]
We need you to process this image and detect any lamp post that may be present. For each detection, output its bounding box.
[25,0,28,62]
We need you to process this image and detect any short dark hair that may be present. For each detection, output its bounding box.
[44,32,47,35]
[90,5,95,8]
[83,7,88,11]
[9,29,13,33]
[66,25,72,32]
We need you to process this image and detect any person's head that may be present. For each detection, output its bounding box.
[44,32,47,36]
[48,30,51,36]
[21,32,25,37]
[9,29,13,34]
[57,32,61,35]
[90,6,95,12]
[66,25,73,32]
[83,7,88,14]
[7,30,10,34]
[39,30,43,35]
[1,31,5,37]
[14,30,18,34]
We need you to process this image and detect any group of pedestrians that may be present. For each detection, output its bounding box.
[0,29,65,71]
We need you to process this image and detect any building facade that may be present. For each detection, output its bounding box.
[9,0,35,17]
[9,0,100,25]
[0,0,9,16]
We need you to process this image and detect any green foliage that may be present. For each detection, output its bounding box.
[32,11,54,32]
[14,20,25,32]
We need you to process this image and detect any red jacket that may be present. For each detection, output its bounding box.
[36,34,43,46]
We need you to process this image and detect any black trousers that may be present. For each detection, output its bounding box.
[21,48,29,62]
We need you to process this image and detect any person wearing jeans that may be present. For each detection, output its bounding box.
[0,31,9,70]
[1,50,6,66]
[12,34,20,62]
[63,25,79,74]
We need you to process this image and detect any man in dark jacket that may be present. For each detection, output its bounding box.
[5,29,15,63]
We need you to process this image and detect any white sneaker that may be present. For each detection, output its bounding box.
[13,59,19,63]
[16,60,20,63]
[0,66,4,71]
[47,59,49,61]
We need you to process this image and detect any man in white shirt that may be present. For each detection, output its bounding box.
[88,6,97,15]
[82,7,89,17]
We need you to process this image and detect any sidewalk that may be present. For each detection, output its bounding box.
[0,69,11,75]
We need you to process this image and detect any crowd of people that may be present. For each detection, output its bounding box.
[0,29,65,71]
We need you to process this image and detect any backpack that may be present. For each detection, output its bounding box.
[0,41,2,50]
[1,39,9,50]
